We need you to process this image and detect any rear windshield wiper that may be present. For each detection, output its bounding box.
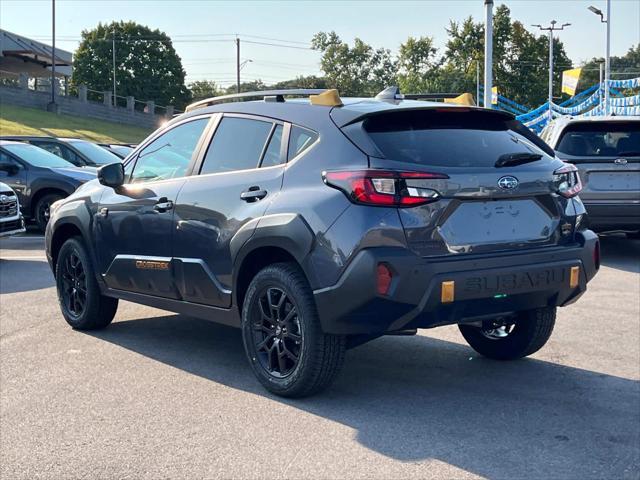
[495,152,542,168]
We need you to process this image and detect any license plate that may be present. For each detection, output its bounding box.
[589,171,640,191]
[439,200,553,247]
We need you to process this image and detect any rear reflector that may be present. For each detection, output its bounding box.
[441,281,455,303]
[569,266,580,288]
[376,263,393,295]
[594,240,601,270]
[323,169,448,207]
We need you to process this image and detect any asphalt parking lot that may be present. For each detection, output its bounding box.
[1,233,639,480]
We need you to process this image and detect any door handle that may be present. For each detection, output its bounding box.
[153,197,174,212]
[240,186,268,202]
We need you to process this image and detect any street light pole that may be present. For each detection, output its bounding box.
[112,28,117,107]
[50,0,56,106]
[236,37,240,93]
[588,2,611,114]
[483,0,493,110]
[532,20,571,121]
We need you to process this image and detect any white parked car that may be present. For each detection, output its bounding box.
[541,116,640,237]
[0,181,26,238]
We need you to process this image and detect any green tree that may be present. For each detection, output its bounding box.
[396,36,440,93]
[72,21,191,109]
[577,45,640,95]
[441,5,572,108]
[311,31,396,96]
[271,75,328,90]
[188,80,221,101]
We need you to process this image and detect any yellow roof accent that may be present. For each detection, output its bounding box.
[444,93,476,106]
[309,89,343,107]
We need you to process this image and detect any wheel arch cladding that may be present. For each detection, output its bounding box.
[232,213,316,313]
[30,187,69,217]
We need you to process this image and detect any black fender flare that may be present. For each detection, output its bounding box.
[231,213,316,292]
[47,200,99,281]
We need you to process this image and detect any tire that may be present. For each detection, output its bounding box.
[35,193,64,232]
[241,262,346,398]
[55,237,118,330]
[458,307,556,360]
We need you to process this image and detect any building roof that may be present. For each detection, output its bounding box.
[0,29,73,77]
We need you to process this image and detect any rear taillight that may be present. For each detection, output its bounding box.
[553,164,582,198]
[322,169,448,207]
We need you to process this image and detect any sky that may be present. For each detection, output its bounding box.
[1,0,639,88]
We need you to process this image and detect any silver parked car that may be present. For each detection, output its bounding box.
[0,181,25,238]
[541,116,640,237]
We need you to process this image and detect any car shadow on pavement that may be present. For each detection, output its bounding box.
[0,259,54,294]
[90,314,640,479]
[598,235,640,274]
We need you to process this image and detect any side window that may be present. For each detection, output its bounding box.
[260,125,284,168]
[0,153,22,177]
[34,142,65,159]
[130,118,209,184]
[200,117,273,175]
[288,126,318,161]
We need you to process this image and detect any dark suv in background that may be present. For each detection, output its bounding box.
[0,141,95,230]
[45,88,599,397]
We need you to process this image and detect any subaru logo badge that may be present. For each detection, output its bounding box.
[498,176,519,190]
[614,158,628,165]
[0,195,8,204]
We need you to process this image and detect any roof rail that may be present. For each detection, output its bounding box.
[185,89,329,112]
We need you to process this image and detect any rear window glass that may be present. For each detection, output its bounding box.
[556,121,640,157]
[363,110,547,167]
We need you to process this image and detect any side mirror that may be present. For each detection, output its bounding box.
[98,162,125,188]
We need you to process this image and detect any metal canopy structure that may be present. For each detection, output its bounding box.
[0,29,72,78]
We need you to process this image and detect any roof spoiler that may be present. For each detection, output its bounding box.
[185,89,330,112]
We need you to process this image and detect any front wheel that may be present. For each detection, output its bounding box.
[241,263,346,398]
[55,237,118,330]
[35,193,63,232]
[458,307,556,360]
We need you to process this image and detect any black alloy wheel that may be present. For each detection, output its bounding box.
[60,248,87,318]
[251,287,303,378]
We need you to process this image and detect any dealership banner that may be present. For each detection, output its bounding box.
[491,86,498,105]
[561,68,582,97]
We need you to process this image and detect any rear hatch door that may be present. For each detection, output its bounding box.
[338,107,575,256]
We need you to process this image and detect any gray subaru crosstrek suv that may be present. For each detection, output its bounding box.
[45,89,600,397]
[542,116,640,237]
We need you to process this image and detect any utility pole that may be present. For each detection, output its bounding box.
[236,37,240,93]
[48,0,56,109]
[483,0,493,109]
[599,61,604,108]
[588,2,611,114]
[476,60,480,107]
[112,28,117,107]
[532,20,571,120]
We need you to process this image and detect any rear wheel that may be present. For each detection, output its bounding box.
[241,262,346,398]
[35,193,63,232]
[55,237,118,330]
[458,307,556,360]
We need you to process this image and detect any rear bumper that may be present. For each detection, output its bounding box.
[313,230,599,335]
[584,202,640,231]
